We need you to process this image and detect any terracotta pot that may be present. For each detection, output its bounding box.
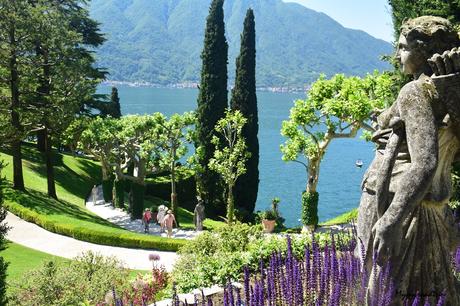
[262,219,276,233]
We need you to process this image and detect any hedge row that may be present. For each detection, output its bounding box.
[5,201,186,252]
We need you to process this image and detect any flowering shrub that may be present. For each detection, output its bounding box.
[172,234,455,305]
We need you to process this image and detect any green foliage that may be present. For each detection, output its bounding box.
[261,209,277,221]
[280,72,395,224]
[302,191,319,227]
[389,0,460,39]
[131,183,145,219]
[173,223,263,292]
[89,0,391,87]
[195,0,228,218]
[150,111,195,217]
[9,252,129,306]
[145,171,197,212]
[209,110,250,224]
[230,8,259,220]
[173,223,353,293]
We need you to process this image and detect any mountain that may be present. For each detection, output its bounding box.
[89,0,392,88]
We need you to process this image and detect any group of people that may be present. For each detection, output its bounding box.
[142,205,177,238]
[141,197,205,237]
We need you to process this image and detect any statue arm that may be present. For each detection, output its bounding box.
[373,81,438,263]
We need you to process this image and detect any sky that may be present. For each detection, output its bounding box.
[286,0,394,42]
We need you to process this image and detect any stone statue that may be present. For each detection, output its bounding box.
[194,197,205,231]
[357,16,460,305]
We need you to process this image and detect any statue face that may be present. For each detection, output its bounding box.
[396,34,425,75]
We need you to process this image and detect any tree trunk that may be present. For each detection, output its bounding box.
[37,129,46,152]
[44,127,57,199]
[9,28,24,191]
[170,148,179,226]
[306,157,320,193]
[227,184,235,225]
[11,140,24,191]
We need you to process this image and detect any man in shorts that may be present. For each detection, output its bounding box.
[162,210,177,238]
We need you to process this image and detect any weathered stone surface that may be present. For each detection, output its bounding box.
[194,198,205,231]
[357,16,460,305]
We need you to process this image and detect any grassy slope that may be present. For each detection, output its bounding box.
[1,242,69,284]
[0,144,190,251]
[320,208,358,226]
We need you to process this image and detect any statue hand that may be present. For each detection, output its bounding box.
[372,220,402,266]
[429,47,460,76]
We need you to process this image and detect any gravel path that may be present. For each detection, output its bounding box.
[5,212,178,271]
[86,185,200,240]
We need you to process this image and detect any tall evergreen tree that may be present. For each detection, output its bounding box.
[110,87,122,119]
[195,0,228,217]
[230,9,259,221]
[0,0,36,191]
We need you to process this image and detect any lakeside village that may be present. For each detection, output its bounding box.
[102,80,308,93]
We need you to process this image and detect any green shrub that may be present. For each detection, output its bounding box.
[301,191,319,227]
[131,183,145,219]
[172,223,354,293]
[9,252,130,306]
[113,179,125,209]
[101,179,113,203]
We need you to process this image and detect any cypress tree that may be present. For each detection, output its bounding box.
[230,9,259,221]
[110,87,122,119]
[195,0,228,217]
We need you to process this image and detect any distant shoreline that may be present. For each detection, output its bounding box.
[101,80,308,94]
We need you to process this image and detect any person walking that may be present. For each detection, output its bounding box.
[142,208,152,233]
[162,210,177,238]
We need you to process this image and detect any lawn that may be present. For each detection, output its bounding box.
[0,144,210,251]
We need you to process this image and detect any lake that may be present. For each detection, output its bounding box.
[98,85,374,227]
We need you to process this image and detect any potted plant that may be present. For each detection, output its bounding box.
[261,209,277,233]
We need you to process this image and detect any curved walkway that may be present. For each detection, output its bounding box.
[86,186,200,239]
[5,212,178,271]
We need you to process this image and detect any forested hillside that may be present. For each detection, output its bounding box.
[90,0,392,87]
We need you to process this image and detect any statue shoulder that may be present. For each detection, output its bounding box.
[397,77,438,111]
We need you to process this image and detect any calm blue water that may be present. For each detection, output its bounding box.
[98,85,374,227]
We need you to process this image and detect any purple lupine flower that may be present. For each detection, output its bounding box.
[236,288,242,306]
[253,282,260,306]
[411,292,421,306]
[455,246,460,272]
[436,291,446,306]
[228,282,235,306]
[223,285,229,306]
[244,266,251,305]
[423,297,430,306]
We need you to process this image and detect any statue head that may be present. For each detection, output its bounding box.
[397,16,460,76]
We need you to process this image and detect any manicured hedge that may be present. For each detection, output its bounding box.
[5,201,186,252]
[145,172,196,211]
[131,183,145,219]
[113,179,125,209]
[102,179,113,202]
[301,191,319,227]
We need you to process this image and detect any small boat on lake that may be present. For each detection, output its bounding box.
[355,159,363,168]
